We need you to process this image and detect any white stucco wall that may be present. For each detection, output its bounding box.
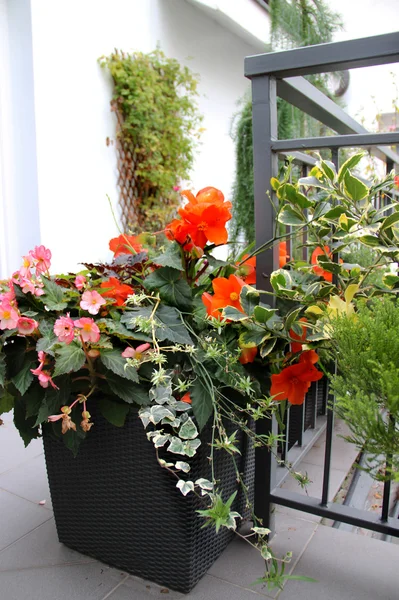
[4,0,263,275]
[333,0,399,131]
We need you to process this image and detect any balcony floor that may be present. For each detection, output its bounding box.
[0,411,397,600]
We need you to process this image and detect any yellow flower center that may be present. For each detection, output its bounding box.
[135,352,142,361]
[229,292,239,301]
[83,323,92,332]
[23,258,30,268]
[91,298,98,304]
[197,221,208,231]
[2,310,11,320]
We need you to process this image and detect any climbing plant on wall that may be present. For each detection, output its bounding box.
[230,0,343,246]
[100,49,203,233]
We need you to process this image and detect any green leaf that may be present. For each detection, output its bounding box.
[13,396,40,446]
[253,305,277,324]
[25,385,45,418]
[278,206,305,226]
[54,342,86,377]
[381,212,399,231]
[34,376,72,426]
[359,235,379,247]
[241,323,269,346]
[0,354,6,387]
[62,427,85,457]
[383,274,399,289]
[298,176,330,190]
[323,206,347,220]
[98,318,140,339]
[168,436,185,454]
[344,171,369,201]
[100,348,139,382]
[270,269,292,292]
[36,332,57,356]
[144,267,192,310]
[98,397,130,427]
[240,286,259,316]
[179,417,198,440]
[319,160,336,182]
[155,305,193,345]
[277,183,313,208]
[222,306,248,321]
[338,152,364,183]
[153,243,184,271]
[285,307,303,332]
[106,371,149,405]
[11,355,35,395]
[0,389,14,414]
[260,338,277,358]
[191,377,213,430]
[176,480,195,496]
[270,177,280,191]
[41,277,68,311]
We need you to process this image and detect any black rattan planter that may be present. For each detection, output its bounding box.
[43,407,254,593]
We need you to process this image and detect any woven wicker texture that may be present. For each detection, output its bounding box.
[43,407,254,593]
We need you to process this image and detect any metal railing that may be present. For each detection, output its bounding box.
[245,32,399,537]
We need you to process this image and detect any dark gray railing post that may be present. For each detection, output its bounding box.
[249,74,278,531]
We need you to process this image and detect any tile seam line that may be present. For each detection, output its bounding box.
[100,574,130,600]
[0,559,98,573]
[0,485,52,510]
[0,515,54,555]
[0,451,44,476]
[205,572,276,598]
[275,525,319,599]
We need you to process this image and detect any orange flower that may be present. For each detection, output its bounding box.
[166,187,232,249]
[239,346,258,364]
[299,349,319,365]
[236,254,256,285]
[99,277,134,306]
[290,317,307,353]
[202,274,246,318]
[279,241,290,268]
[109,234,143,257]
[181,392,192,404]
[394,175,399,189]
[270,354,323,406]
[311,246,333,282]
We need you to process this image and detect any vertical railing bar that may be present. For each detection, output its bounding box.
[381,415,395,522]
[310,381,317,429]
[251,74,278,532]
[281,406,290,462]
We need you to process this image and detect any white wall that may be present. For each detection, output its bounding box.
[22,0,262,274]
[333,0,399,131]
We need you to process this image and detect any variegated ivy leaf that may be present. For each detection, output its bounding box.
[139,409,151,428]
[261,545,272,561]
[175,461,191,473]
[165,417,181,428]
[179,417,198,440]
[149,383,173,405]
[225,511,241,530]
[149,405,175,425]
[158,458,174,468]
[176,480,195,496]
[174,401,192,412]
[153,434,170,448]
[168,437,186,455]
[251,527,271,536]
[183,438,201,457]
[195,478,213,491]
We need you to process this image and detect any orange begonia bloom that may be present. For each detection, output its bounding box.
[109,234,143,257]
[202,274,246,318]
[236,254,256,285]
[239,346,258,364]
[279,241,290,268]
[181,392,192,404]
[290,317,307,353]
[99,277,134,307]
[311,246,333,282]
[166,187,232,249]
[270,352,323,406]
[299,349,319,365]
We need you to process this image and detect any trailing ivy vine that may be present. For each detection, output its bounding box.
[99,49,203,233]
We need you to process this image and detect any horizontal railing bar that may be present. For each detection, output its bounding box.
[245,32,399,78]
[270,488,399,537]
[276,77,399,165]
[278,150,317,167]
[272,132,399,152]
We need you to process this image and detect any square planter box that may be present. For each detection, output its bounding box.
[43,407,254,593]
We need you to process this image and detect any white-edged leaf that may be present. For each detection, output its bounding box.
[176,480,195,496]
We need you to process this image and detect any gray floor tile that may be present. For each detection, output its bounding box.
[0,489,52,551]
[0,563,127,600]
[0,453,52,509]
[207,515,317,597]
[279,525,398,600]
[0,418,43,475]
[0,518,94,570]
[108,573,274,599]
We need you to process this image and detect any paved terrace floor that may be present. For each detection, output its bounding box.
[0,411,397,600]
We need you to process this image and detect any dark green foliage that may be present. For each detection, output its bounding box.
[330,298,399,480]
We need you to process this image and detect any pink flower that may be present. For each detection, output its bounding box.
[0,301,19,330]
[38,371,59,390]
[30,245,52,275]
[121,343,150,359]
[0,288,15,304]
[54,315,75,344]
[48,414,63,422]
[19,255,34,278]
[17,317,39,335]
[173,186,181,192]
[19,276,35,295]
[80,290,106,315]
[31,351,46,376]
[74,275,87,290]
[74,317,100,343]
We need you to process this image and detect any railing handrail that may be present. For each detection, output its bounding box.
[245,31,399,78]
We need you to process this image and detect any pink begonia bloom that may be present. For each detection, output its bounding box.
[30,245,52,275]
[34,286,45,296]
[74,275,87,290]
[0,289,15,304]
[0,301,19,330]
[121,343,150,358]
[47,414,63,422]
[173,186,181,192]
[74,317,100,343]
[19,255,35,278]
[17,317,39,335]
[19,276,35,295]
[31,351,46,376]
[38,371,59,390]
[54,315,75,344]
[80,290,106,315]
